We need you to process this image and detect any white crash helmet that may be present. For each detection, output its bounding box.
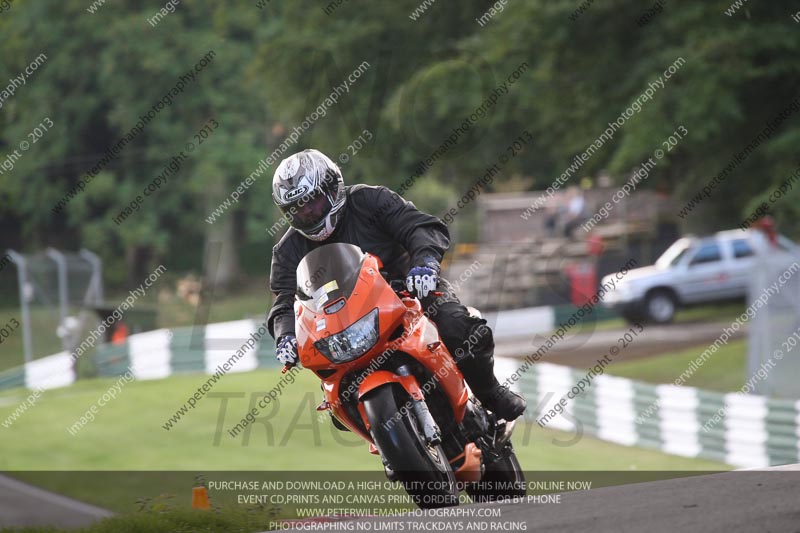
[271,149,346,241]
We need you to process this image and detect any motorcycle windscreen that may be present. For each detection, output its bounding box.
[296,243,366,313]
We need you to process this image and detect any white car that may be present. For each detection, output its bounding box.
[601,229,798,323]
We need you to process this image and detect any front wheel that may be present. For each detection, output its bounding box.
[363,385,458,509]
[645,289,677,323]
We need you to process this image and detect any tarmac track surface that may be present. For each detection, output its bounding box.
[0,474,112,529]
[346,465,800,533]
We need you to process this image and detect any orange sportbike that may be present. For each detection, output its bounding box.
[286,243,525,508]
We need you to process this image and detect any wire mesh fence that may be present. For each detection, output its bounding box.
[747,250,800,398]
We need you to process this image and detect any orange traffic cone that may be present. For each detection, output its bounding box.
[192,486,210,510]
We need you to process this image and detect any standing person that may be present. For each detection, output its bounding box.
[563,186,587,237]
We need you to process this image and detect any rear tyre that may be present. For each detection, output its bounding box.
[467,444,526,503]
[363,385,459,509]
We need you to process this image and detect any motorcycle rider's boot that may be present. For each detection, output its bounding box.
[476,380,527,422]
[457,352,526,421]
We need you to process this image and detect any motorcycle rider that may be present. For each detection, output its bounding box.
[267,149,526,421]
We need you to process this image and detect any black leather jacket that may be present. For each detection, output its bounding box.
[267,184,450,340]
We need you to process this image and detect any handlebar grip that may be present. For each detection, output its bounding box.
[282,363,296,374]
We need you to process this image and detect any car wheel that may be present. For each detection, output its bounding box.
[645,290,676,323]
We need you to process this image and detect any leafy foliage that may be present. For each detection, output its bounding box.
[1,0,798,286]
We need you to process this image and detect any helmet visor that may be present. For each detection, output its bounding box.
[279,188,334,232]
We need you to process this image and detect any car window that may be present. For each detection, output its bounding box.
[689,243,721,265]
[668,247,690,267]
[731,239,754,259]
[656,239,692,268]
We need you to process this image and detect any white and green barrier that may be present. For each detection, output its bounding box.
[0,351,76,391]
[93,319,277,379]
[517,361,800,468]
[0,319,277,391]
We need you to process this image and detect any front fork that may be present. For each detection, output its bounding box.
[354,364,443,447]
[396,364,441,446]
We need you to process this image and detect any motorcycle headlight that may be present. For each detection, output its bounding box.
[314,308,379,363]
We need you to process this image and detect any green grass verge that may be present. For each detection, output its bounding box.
[608,339,746,393]
[674,302,745,324]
